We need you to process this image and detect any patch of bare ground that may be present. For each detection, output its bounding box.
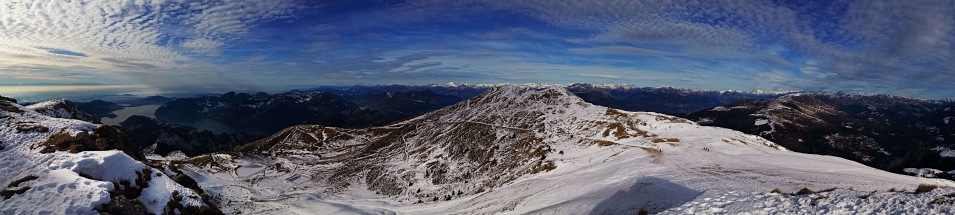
[698,165,742,175]
[15,123,48,132]
[795,188,815,195]
[593,139,617,147]
[651,138,680,143]
[0,98,22,114]
[931,193,955,205]
[915,184,945,194]
[34,125,143,160]
[605,108,629,118]
[640,147,663,164]
[655,115,690,123]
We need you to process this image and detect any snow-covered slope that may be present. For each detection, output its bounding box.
[0,98,215,214]
[25,98,99,123]
[169,86,955,214]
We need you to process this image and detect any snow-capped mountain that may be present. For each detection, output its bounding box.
[165,86,953,214]
[25,98,99,123]
[0,96,220,214]
[685,93,955,178]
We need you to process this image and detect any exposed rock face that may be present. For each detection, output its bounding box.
[38,125,145,161]
[25,98,99,123]
[0,95,22,114]
[685,93,955,175]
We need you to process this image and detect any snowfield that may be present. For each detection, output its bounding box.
[0,100,206,214]
[172,86,955,214]
[3,87,954,214]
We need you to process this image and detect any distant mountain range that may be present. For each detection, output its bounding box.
[154,83,790,135]
[685,93,955,178]
[170,86,954,214]
[3,86,955,214]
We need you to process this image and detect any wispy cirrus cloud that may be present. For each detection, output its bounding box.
[5,0,955,100]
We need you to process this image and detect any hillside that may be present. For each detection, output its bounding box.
[165,86,954,214]
[685,93,955,177]
[0,96,220,214]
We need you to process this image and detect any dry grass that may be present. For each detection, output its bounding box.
[931,193,955,205]
[818,187,838,193]
[795,188,815,195]
[771,188,783,194]
[915,184,944,194]
[640,147,663,164]
[15,123,49,133]
[594,140,616,147]
[655,115,690,123]
[651,138,680,143]
[888,187,905,192]
[605,108,629,118]
[858,191,877,199]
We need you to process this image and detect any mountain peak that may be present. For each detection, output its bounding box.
[25,98,99,123]
[469,85,586,107]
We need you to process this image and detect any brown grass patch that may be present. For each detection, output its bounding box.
[655,115,690,123]
[795,188,815,195]
[651,138,680,143]
[15,123,48,132]
[605,108,629,118]
[594,140,616,147]
[640,147,663,164]
[771,188,783,194]
[916,184,944,194]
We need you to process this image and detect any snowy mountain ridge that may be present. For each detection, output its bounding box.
[168,86,955,214]
[25,98,99,123]
[0,98,219,214]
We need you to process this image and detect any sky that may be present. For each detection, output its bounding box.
[2,0,955,99]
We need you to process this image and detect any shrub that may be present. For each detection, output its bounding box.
[637,208,649,215]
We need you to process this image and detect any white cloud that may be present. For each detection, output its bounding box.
[0,0,302,73]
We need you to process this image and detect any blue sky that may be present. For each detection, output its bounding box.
[2,0,955,99]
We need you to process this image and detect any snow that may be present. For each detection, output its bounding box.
[660,188,955,214]
[933,146,955,158]
[754,118,770,126]
[945,116,951,124]
[0,101,204,214]
[904,168,946,178]
[173,86,954,214]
